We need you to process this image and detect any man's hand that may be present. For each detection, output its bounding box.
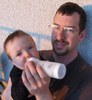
[22,61,53,100]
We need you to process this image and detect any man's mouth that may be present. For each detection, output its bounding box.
[56,42,67,48]
[53,40,68,49]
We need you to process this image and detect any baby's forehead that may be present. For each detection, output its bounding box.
[7,36,33,46]
[6,36,34,52]
[13,35,33,41]
[6,36,35,52]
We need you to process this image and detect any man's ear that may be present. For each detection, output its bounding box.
[79,29,86,42]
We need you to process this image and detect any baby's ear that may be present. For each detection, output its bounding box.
[11,60,15,65]
[79,29,86,42]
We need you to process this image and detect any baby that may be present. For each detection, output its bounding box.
[4,30,51,100]
[4,30,39,70]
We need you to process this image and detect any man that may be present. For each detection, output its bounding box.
[22,2,92,100]
[2,2,92,100]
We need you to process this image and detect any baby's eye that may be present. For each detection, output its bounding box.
[28,46,32,50]
[16,52,22,57]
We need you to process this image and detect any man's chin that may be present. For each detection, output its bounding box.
[53,48,68,56]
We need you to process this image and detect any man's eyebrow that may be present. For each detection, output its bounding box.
[53,23,60,26]
[64,26,76,29]
[53,23,76,28]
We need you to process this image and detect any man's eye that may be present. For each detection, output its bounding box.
[52,24,59,30]
[64,29,69,33]
[68,29,74,33]
[55,26,59,30]
[64,28,75,33]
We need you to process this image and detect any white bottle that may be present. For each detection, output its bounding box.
[28,57,66,79]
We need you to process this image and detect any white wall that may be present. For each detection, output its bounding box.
[0,0,92,52]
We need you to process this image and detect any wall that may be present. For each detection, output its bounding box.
[0,0,92,52]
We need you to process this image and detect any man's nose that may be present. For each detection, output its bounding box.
[56,30,65,40]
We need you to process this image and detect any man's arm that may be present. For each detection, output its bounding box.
[69,81,92,100]
[1,78,13,100]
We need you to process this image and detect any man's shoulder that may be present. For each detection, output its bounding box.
[75,55,92,84]
[39,50,53,60]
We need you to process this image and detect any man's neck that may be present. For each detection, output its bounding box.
[53,51,78,65]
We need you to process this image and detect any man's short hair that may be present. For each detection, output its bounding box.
[55,2,87,32]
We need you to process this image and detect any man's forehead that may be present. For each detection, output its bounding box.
[54,12,80,27]
[54,12,80,20]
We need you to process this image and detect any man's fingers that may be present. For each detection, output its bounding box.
[25,61,42,87]
[36,65,50,84]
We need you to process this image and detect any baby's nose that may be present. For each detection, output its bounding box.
[24,51,32,60]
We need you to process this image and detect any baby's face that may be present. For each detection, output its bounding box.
[6,36,39,70]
